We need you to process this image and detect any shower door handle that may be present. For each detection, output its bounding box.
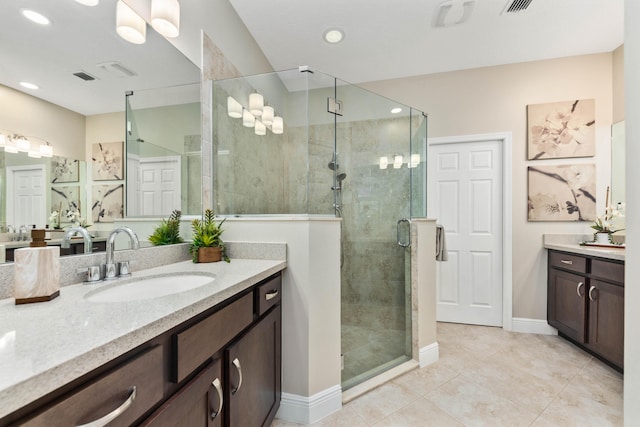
[397,218,411,248]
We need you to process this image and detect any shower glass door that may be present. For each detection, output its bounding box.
[333,79,416,389]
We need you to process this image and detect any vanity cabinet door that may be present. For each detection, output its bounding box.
[587,279,624,368]
[226,305,281,427]
[141,359,224,427]
[548,268,586,343]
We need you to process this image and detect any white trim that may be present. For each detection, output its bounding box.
[276,385,342,425]
[428,132,513,331]
[512,318,558,335]
[419,342,440,367]
[6,164,47,228]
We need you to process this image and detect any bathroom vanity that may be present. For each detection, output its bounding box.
[0,257,284,427]
[545,238,624,371]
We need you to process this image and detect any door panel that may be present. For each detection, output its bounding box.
[430,140,503,326]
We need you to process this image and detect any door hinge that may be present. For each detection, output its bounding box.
[327,97,343,116]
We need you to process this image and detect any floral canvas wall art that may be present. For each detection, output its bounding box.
[51,156,79,183]
[92,184,124,223]
[527,99,596,160]
[92,141,124,180]
[51,186,80,224]
[528,164,596,221]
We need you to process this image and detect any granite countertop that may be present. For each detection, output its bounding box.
[543,234,625,261]
[0,236,108,250]
[0,257,286,419]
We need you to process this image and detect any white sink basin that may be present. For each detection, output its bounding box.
[85,272,216,303]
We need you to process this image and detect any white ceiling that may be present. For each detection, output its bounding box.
[0,0,624,116]
[229,0,624,84]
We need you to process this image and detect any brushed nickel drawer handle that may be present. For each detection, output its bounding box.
[560,260,573,265]
[76,386,136,427]
[210,378,223,420]
[589,285,597,302]
[231,358,243,395]
[576,282,584,297]
[265,289,279,301]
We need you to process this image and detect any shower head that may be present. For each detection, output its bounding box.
[337,172,347,182]
[328,161,339,170]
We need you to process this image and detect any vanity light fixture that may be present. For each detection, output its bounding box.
[379,156,389,170]
[391,107,402,114]
[410,153,421,168]
[21,9,51,26]
[116,0,146,45]
[74,0,100,5]
[19,82,39,90]
[4,138,19,154]
[262,106,275,126]
[227,96,243,118]
[28,148,42,159]
[393,155,403,169]
[249,93,264,116]
[16,137,30,153]
[323,28,344,44]
[151,0,180,38]
[40,143,54,158]
[255,120,267,136]
[272,116,284,134]
[242,109,256,127]
[0,134,6,147]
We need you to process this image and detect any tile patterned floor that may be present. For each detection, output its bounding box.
[272,322,623,426]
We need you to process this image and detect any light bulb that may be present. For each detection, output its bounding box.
[255,121,266,136]
[272,116,283,134]
[249,93,263,116]
[151,0,180,38]
[116,0,146,45]
[227,96,242,118]
[262,106,274,126]
[393,155,403,169]
[242,109,255,127]
[379,156,389,170]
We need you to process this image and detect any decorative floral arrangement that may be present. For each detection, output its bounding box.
[48,211,62,230]
[591,186,624,239]
[66,209,90,228]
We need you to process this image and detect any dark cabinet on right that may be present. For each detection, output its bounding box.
[547,250,624,370]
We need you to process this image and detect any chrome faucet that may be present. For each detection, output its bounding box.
[62,227,94,253]
[18,225,29,241]
[104,226,140,280]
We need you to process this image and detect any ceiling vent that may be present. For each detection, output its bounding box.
[502,0,534,14]
[432,0,477,28]
[96,61,137,78]
[73,71,97,81]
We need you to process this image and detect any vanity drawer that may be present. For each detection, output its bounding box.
[21,346,163,427]
[256,274,282,317]
[549,251,586,273]
[173,292,253,383]
[591,259,625,284]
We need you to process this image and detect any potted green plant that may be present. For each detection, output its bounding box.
[148,210,184,246]
[190,209,229,263]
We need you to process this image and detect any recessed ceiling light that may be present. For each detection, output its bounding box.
[21,9,51,26]
[323,29,344,44]
[391,107,402,114]
[19,82,39,90]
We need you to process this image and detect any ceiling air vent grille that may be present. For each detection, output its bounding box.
[73,71,96,81]
[503,0,533,14]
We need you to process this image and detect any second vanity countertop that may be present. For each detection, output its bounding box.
[0,257,286,419]
[543,234,625,261]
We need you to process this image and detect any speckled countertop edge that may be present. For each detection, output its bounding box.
[543,234,625,261]
[0,256,286,419]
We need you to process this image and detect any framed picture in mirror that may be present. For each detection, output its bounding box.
[92,141,124,181]
[92,184,124,223]
[51,156,79,183]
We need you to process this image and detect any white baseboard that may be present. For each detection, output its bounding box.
[419,342,439,367]
[511,317,558,335]
[276,385,342,424]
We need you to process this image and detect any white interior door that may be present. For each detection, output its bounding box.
[139,156,181,216]
[429,139,503,326]
[7,165,46,228]
[126,153,140,216]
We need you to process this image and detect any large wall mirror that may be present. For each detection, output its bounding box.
[611,120,625,232]
[0,0,201,261]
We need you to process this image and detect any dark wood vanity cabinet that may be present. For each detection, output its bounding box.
[547,250,624,370]
[5,272,282,427]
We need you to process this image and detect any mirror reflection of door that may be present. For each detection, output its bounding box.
[6,165,46,228]
[139,156,181,216]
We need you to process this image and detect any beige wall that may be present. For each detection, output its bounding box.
[613,45,625,123]
[361,53,613,320]
[624,1,640,424]
[0,85,85,159]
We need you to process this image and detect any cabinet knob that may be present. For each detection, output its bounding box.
[76,386,136,427]
[210,378,223,420]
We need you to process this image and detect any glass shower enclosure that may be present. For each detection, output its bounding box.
[211,69,427,389]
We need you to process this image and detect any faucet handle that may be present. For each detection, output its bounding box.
[118,261,131,277]
[77,265,102,282]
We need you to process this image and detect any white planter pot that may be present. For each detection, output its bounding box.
[596,232,611,244]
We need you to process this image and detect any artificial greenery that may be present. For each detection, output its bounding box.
[190,209,229,263]
[148,210,184,246]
